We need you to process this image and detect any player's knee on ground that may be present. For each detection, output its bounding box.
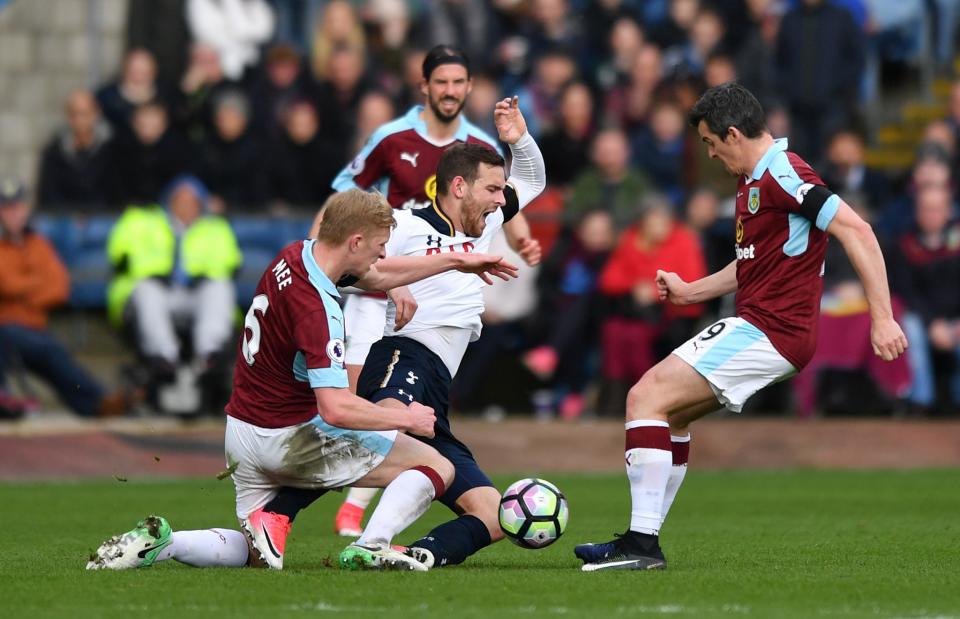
[456,486,504,541]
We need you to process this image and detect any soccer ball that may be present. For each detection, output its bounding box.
[498,478,569,549]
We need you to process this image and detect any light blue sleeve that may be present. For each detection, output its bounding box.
[307,367,348,389]
[331,121,399,192]
[768,151,840,231]
[816,195,841,231]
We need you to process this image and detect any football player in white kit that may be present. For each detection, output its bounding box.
[268,96,545,567]
[330,46,541,536]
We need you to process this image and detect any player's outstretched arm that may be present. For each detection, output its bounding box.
[354,253,519,290]
[494,96,528,145]
[495,97,546,207]
[315,387,436,438]
[826,201,907,361]
[656,260,738,305]
[495,96,547,266]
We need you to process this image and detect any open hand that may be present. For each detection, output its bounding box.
[453,252,520,285]
[494,96,527,144]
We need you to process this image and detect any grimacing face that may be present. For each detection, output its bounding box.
[460,163,506,237]
[423,64,472,124]
[351,227,391,276]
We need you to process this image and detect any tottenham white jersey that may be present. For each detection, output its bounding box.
[385,203,509,336]
[383,199,511,377]
[383,132,545,376]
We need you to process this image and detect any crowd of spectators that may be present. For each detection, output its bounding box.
[3,0,960,419]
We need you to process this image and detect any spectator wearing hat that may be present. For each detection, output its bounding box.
[0,179,129,418]
[107,175,241,400]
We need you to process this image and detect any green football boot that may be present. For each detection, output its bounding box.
[86,515,173,570]
[338,542,428,571]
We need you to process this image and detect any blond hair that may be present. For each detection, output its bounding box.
[315,189,394,244]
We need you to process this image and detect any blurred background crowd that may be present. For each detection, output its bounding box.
[2,0,960,421]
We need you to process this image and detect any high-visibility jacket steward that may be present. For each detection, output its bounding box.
[106,205,242,324]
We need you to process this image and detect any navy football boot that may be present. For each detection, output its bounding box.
[575,531,667,571]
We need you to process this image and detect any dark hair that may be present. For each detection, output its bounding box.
[422,45,470,80]
[436,144,505,196]
[688,82,766,141]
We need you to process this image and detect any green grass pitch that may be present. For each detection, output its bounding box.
[2,469,959,618]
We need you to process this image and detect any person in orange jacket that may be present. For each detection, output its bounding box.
[0,178,127,418]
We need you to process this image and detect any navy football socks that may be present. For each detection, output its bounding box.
[411,514,491,566]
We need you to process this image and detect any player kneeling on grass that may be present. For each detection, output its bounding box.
[255,96,546,569]
[87,189,519,572]
[574,83,908,572]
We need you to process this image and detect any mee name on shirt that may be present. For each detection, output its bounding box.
[226,240,351,429]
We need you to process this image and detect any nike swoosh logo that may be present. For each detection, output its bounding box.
[262,524,282,558]
[137,544,159,559]
[580,558,664,571]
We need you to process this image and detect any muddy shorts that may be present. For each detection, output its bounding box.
[224,414,398,519]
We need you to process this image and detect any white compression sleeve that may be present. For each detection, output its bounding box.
[506,132,546,209]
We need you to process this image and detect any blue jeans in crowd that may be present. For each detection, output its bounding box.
[901,313,935,407]
[900,312,960,407]
[0,324,104,417]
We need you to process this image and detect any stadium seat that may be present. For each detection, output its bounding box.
[230,216,313,307]
[75,215,117,250]
[230,216,290,256]
[31,215,79,263]
[235,248,275,307]
[285,217,313,243]
[69,248,111,309]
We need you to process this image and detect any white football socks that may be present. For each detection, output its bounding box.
[625,420,673,536]
[660,433,691,525]
[344,487,379,510]
[357,468,440,546]
[156,529,249,567]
